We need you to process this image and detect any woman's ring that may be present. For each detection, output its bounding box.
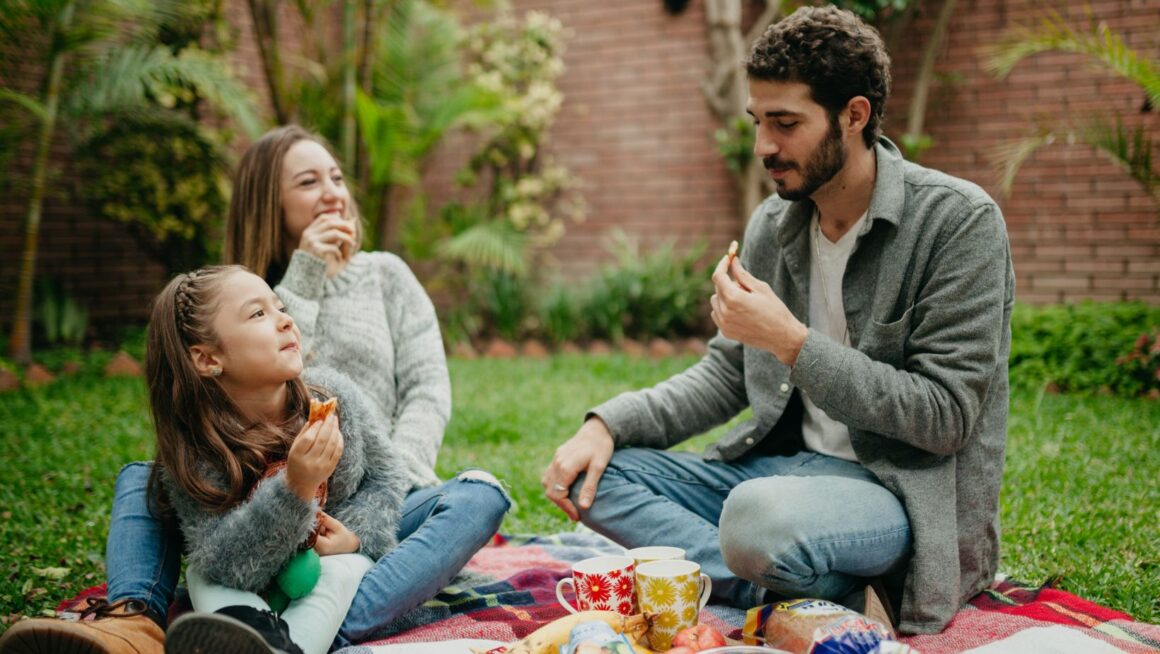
[552,483,567,493]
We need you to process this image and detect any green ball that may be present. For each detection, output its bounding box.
[276,549,321,599]
[266,586,290,614]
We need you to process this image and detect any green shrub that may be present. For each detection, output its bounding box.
[1009,302,1160,396]
[581,231,712,342]
[539,283,584,345]
[76,115,227,275]
[34,279,89,348]
[1114,329,1160,396]
[475,270,532,341]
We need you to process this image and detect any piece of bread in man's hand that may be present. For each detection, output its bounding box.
[725,240,750,290]
[308,397,338,423]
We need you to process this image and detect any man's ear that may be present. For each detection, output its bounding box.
[843,96,872,139]
[189,344,223,378]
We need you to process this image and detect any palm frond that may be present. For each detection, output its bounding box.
[356,89,422,186]
[65,45,264,137]
[0,89,48,121]
[1080,119,1160,205]
[438,221,529,277]
[372,0,464,105]
[990,119,1160,206]
[360,1,499,183]
[162,49,266,137]
[983,10,1159,108]
[988,128,1055,196]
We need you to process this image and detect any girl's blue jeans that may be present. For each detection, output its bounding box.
[573,447,912,609]
[106,462,509,647]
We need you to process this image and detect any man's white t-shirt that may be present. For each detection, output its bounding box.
[801,209,867,462]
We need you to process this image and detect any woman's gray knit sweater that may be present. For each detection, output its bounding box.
[276,250,450,492]
[162,367,411,592]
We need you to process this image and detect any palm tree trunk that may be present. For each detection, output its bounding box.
[248,0,289,124]
[341,0,357,176]
[904,0,957,161]
[10,0,74,365]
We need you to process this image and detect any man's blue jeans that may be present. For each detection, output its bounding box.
[107,462,509,646]
[573,448,912,608]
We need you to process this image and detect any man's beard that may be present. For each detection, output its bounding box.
[764,117,846,202]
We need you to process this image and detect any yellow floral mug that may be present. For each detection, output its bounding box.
[635,559,712,650]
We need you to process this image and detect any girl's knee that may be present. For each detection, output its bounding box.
[115,461,153,489]
[451,470,511,517]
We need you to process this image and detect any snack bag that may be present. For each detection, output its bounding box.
[760,598,904,654]
[558,620,637,654]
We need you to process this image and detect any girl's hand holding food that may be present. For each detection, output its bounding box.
[286,414,344,502]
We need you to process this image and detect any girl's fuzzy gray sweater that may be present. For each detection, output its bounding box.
[162,366,411,592]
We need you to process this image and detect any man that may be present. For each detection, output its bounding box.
[541,5,1014,634]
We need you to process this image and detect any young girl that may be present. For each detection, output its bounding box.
[146,265,410,654]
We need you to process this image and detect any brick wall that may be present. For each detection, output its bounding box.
[1,0,1157,336]
[885,0,1159,303]
[422,0,742,281]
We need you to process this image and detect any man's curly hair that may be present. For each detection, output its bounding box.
[745,5,891,148]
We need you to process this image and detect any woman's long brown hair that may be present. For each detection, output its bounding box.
[222,125,363,285]
[145,265,311,513]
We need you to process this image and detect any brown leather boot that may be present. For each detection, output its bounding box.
[0,599,164,654]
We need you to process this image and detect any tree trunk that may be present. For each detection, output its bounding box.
[10,0,74,364]
[247,0,290,124]
[376,181,395,251]
[341,0,357,176]
[702,0,779,219]
[904,0,958,161]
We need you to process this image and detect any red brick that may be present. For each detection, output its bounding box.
[1128,260,1160,274]
[1017,289,1063,305]
[1095,245,1158,258]
[1124,290,1160,304]
[1034,245,1092,258]
[1032,275,1092,290]
[1064,260,1125,274]
[1093,276,1157,290]
[1063,290,1126,303]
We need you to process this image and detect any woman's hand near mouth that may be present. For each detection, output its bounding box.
[298,213,357,277]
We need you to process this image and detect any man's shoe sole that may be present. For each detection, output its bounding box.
[164,613,274,654]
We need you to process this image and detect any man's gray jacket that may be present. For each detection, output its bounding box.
[592,138,1015,633]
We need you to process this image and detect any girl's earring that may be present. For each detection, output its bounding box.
[210,366,223,378]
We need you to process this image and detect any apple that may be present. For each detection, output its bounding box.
[670,624,727,651]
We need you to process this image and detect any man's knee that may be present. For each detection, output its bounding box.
[719,477,801,580]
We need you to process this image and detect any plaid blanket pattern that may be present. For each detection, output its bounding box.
[56,533,1160,653]
[352,533,1160,653]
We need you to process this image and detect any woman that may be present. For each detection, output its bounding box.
[0,126,509,654]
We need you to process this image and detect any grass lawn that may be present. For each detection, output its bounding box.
[1,354,1157,628]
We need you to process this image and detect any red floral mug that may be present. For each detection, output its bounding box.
[555,555,638,615]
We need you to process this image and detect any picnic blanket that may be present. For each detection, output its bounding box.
[333,532,1160,654]
[56,532,1160,653]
